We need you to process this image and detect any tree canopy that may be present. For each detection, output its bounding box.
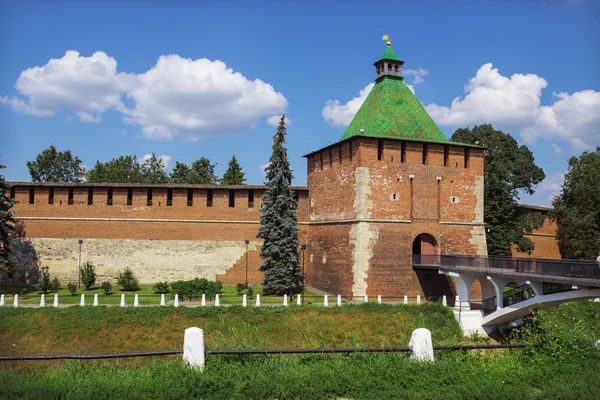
[86,153,168,184]
[0,163,17,275]
[451,125,546,256]
[169,157,219,184]
[551,147,600,260]
[27,145,85,182]
[257,116,302,295]
[220,155,246,185]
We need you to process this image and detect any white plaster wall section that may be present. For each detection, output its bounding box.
[26,238,258,283]
[350,167,378,297]
[469,176,488,256]
[474,176,485,223]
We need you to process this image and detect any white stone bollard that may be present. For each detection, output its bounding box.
[40,294,46,307]
[174,294,179,307]
[337,295,342,307]
[256,294,261,307]
[0,294,5,307]
[93,294,99,306]
[80,294,86,307]
[364,295,368,303]
[160,294,166,306]
[201,294,206,306]
[120,294,126,307]
[594,298,600,303]
[595,340,600,350]
[283,294,288,306]
[13,294,18,307]
[297,294,302,306]
[183,327,205,370]
[403,295,408,305]
[242,294,247,307]
[53,294,59,307]
[417,295,421,305]
[455,295,460,309]
[409,328,434,362]
[134,294,139,307]
[442,295,447,306]
[324,295,329,307]
[215,294,220,307]
[377,295,382,304]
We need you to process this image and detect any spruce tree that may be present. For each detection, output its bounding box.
[0,163,17,275]
[257,116,303,295]
[221,155,246,185]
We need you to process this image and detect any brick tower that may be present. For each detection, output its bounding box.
[304,38,487,299]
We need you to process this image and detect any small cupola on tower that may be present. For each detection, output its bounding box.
[374,35,405,80]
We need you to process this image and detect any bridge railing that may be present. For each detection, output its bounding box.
[413,254,600,281]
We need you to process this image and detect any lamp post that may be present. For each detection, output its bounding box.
[244,240,250,289]
[78,239,83,288]
[41,266,49,294]
[301,244,307,287]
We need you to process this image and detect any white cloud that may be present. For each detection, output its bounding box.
[1,51,288,140]
[426,63,600,149]
[267,115,292,127]
[551,143,562,154]
[141,153,172,169]
[258,163,269,177]
[403,68,429,85]
[537,172,565,203]
[322,83,375,127]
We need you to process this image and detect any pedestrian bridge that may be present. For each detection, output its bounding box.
[413,254,600,331]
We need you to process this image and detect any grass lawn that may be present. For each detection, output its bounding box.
[0,284,323,306]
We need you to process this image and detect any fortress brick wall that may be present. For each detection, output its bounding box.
[512,206,561,259]
[305,137,487,299]
[6,183,309,284]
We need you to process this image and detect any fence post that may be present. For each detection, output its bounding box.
[324,295,329,307]
[120,294,126,307]
[201,294,206,307]
[256,294,261,307]
[80,294,86,307]
[40,294,46,307]
[183,327,205,370]
[93,294,99,306]
[297,294,302,305]
[242,294,247,307]
[215,294,220,307]
[364,295,368,303]
[160,294,166,306]
[174,294,179,307]
[53,294,59,308]
[13,294,18,307]
[337,295,342,307]
[377,295,382,304]
[442,295,447,306]
[0,294,5,307]
[403,295,408,305]
[417,295,421,305]
[283,294,288,306]
[134,294,139,307]
[409,328,434,362]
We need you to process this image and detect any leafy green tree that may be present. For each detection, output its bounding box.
[27,145,85,182]
[188,157,219,184]
[140,153,169,183]
[551,147,600,260]
[117,267,139,291]
[169,162,191,183]
[451,125,546,256]
[0,163,17,275]
[86,155,144,183]
[221,155,246,185]
[80,261,96,290]
[257,116,303,295]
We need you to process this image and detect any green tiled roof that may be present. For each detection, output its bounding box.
[340,76,449,143]
[380,46,399,61]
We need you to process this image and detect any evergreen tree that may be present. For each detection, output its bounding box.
[0,163,17,275]
[86,155,144,183]
[27,145,85,182]
[221,155,246,185]
[257,116,302,295]
[169,162,191,183]
[551,147,600,260]
[140,153,169,183]
[188,157,218,184]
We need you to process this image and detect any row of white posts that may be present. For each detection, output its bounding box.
[182,326,435,370]
[1,293,448,307]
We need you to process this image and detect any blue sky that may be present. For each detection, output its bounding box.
[1,0,598,206]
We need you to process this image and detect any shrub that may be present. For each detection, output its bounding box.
[50,277,61,291]
[247,287,254,298]
[20,288,29,297]
[117,268,139,291]
[101,281,112,295]
[153,281,170,294]
[80,261,96,290]
[38,274,51,294]
[67,282,77,296]
[236,283,245,295]
[171,278,222,300]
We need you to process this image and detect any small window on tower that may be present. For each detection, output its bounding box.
[377,139,384,161]
[422,144,428,165]
[401,142,406,163]
[444,145,449,167]
[248,190,254,208]
[464,148,470,168]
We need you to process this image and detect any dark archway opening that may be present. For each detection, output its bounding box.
[412,233,437,255]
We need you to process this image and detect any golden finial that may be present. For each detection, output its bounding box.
[382,34,391,47]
